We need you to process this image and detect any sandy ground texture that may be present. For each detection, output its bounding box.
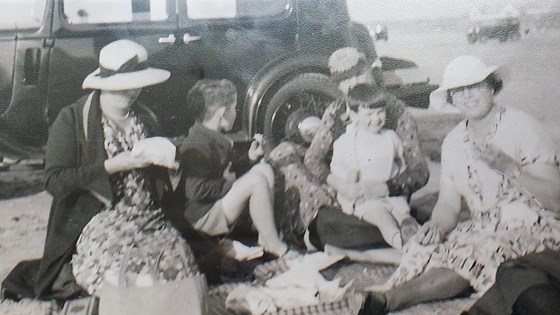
[0,192,53,315]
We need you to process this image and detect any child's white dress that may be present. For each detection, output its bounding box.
[330,124,409,221]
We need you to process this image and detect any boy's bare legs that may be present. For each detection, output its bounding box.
[221,165,288,257]
[249,161,275,191]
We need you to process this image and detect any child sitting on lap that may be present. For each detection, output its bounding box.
[327,83,418,249]
[177,79,292,258]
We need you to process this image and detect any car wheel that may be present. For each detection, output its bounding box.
[263,73,341,150]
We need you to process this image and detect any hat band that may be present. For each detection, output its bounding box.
[331,58,369,84]
[347,98,386,110]
[97,55,148,78]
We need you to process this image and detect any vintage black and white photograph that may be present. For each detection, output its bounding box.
[1,0,560,314]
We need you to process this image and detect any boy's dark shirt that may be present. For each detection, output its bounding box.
[177,122,234,224]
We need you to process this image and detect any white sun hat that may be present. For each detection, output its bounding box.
[435,55,508,93]
[429,55,508,109]
[82,39,170,91]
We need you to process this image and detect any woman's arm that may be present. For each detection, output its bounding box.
[417,138,463,245]
[519,163,560,212]
[480,111,560,212]
[429,180,463,235]
[45,107,110,200]
[46,104,158,200]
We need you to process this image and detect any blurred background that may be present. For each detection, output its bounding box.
[348,0,560,146]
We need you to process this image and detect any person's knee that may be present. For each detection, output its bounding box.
[241,170,271,190]
[250,162,274,188]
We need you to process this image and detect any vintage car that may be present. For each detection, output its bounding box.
[467,17,522,44]
[0,0,437,166]
[467,5,522,44]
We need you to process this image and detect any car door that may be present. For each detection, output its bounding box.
[0,0,50,157]
[46,0,179,131]
[172,0,294,138]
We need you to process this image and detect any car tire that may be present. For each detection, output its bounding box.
[263,73,342,150]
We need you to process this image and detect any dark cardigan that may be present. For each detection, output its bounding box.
[2,91,170,300]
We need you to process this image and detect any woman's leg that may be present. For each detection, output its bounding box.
[324,244,401,264]
[380,268,471,311]
[221,167,287,256]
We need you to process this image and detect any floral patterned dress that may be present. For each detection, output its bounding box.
[381,106,560,296]
[72,111,199,295]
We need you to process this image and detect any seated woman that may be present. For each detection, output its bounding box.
[328,83,418,250]
[3,39,201,300]
[307,47,429,250]
[360,55,560,314]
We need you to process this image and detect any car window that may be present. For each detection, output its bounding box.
[186,0,290,20]
[63,0,169,24]
[0,0,46,30]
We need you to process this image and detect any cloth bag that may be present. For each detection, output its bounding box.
[98,239,208,315]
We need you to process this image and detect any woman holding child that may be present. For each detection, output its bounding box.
[360,55,560,314]
[34,39,199,298]
[308,47,429,250]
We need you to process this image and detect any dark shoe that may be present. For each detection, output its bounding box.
[358,292,388,315]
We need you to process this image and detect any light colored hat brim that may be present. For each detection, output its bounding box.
[435,65,509,94]
[82,67,170,91]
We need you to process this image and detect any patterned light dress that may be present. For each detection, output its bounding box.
[72,111,199,295]
[381,106,560,296]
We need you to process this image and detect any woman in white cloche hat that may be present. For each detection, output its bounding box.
[360,55,560,314]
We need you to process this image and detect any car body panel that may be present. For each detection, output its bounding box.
[0,0,436,160]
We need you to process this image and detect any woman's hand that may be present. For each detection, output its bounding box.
[104,151,152,174]
[480,144,520,178]
[416,221,444,245]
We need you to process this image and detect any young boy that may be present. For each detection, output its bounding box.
[327,83,418,249]
[177,79,291,257]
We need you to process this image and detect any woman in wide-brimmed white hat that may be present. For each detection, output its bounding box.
[30,39,201,298]
[360,55,560,314]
